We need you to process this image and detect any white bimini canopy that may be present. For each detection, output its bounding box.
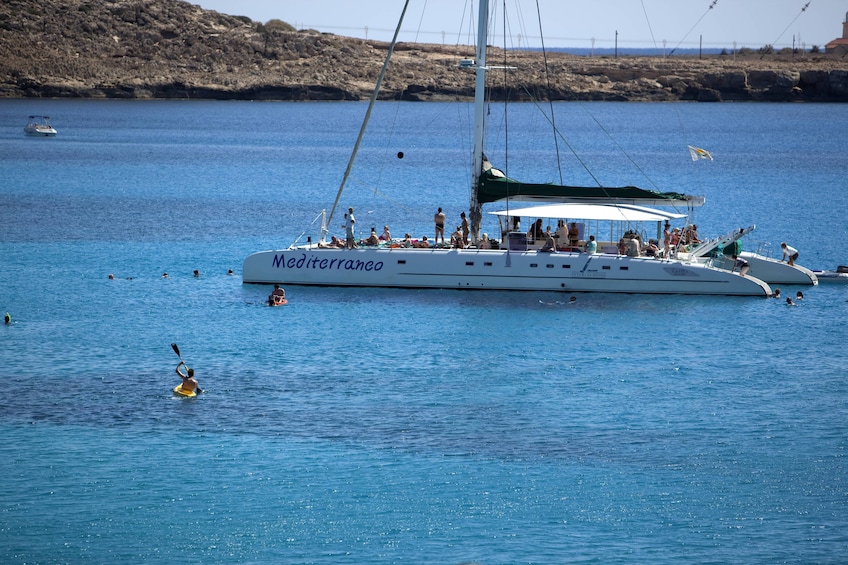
[490,203,687,222]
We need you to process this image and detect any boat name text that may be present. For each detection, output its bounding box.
[273,253,384,272]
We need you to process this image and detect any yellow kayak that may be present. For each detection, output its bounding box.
[173,384,196,398]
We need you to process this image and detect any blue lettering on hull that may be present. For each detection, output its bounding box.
[272,253,383,272]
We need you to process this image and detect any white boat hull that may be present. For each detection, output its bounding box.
[739,252,817,285]
[699,252,818,285]
[24,125,57,136]
[812,270,848,282]
[243,247,771,296]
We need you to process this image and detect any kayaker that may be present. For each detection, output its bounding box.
[176,361,202,394]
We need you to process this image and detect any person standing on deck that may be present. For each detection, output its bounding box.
[568,222,580,248]
[434,208,446,244]
[344,207,357,249]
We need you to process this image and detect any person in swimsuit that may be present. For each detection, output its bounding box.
[460,212,469,245]
[269,284,286,305]
[450,226,464,248]
[732,255,749,277]
[434,208,446,244]
[568,222,580,247]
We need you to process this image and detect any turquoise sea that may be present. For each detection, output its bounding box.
[1,98,847,564]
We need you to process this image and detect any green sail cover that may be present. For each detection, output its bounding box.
[477,168,694,205]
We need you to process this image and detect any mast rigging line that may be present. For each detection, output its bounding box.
[326,0,411,233]
[533,0,564,186]
[640,0,660,53]
[669,0,719,56]
[762,1,812,59]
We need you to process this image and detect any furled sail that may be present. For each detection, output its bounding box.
[476,167,704,207]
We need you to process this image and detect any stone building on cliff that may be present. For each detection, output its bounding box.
[825,11,848,55]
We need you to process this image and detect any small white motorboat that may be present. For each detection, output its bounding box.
[24,115,57,137]
[811,266,848,282]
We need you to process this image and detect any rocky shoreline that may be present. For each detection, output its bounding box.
[2,0,847,102]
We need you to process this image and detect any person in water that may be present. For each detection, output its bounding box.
[176,362,202,394]
[269,284,286,305]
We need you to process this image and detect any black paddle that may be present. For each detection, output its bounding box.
[171,342,183,363]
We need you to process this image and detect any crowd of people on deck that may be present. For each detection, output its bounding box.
[318,208,806,274]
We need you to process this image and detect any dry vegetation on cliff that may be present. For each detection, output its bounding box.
[1,0,847,101]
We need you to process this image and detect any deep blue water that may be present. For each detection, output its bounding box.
[1,99,847,564]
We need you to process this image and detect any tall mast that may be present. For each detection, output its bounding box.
[325,0,411,235]
[468,0,489,243]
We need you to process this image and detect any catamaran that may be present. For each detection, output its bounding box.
[243,0,774,296]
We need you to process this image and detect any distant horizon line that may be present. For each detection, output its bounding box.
[285,23,829,51]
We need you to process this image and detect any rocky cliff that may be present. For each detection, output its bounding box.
[2,0,847,102]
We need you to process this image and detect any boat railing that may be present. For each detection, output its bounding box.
[751,240,774,259]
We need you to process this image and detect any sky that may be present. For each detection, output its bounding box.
[193,0,845,50]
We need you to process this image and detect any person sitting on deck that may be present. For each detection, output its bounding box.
[685,224,702,245]
[379,225,392,241]
[479,233,492,249]
[415,235,430,248]
[541,227,556,252]
[319,236,343,248]
[644,239,660,257]
[450,226,465,249]
[364,228,381,246]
